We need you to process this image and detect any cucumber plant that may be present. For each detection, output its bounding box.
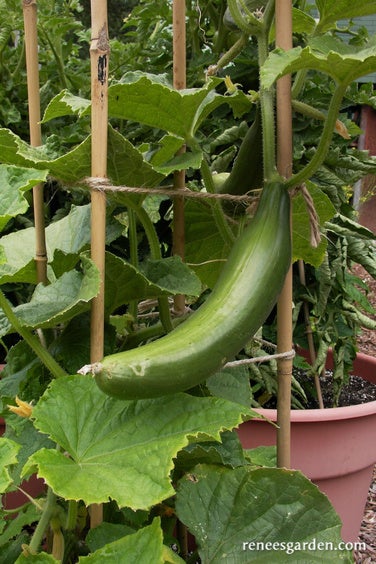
[0,0,375,561]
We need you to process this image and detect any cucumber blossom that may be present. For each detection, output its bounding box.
[92,182,291,400]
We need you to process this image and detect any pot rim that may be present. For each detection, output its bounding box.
[252,352,376,423]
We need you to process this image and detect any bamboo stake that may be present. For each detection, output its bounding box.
[172,0,186,316]
[172,2,189,555]
[275,0,293,469]
[89,0,109,528]
[23,0,47,284]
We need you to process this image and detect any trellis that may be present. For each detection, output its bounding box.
[23,0,296,531]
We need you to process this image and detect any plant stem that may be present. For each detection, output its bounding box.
[28,486,57,554]
[298,260,324,408]
[227,0,263,35]
[127,208,139,322]
[286,82,348,188]
[211,2,228,54]
[209,33,248,75]
[124,200,173,332]
[11,39,26,81]
[39,25,69,90]
[122,312,189,350]
[0,290,67,379]
[291,69,307,99]
[257,31,277,182]
[187,135,235,246]
[199,156,235,245]
[65,500,78,531]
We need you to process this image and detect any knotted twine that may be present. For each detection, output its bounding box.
[83,177,321,248]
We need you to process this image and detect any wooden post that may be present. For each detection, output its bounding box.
[23,0,48,284]
[172,0,186,315]
[275,0,293,469]
[89,0,109,528]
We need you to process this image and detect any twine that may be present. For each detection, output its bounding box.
[78,348,296,377]
[290,183,321,248]
[225,348,295,368]
[83,176,255,203]
[83,177,321,247]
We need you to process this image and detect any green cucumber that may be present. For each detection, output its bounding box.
[92,182,290,400]
[217,107,263,198]
[224,0,269,35]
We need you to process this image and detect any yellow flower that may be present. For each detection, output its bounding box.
[8,396,33,418]
[224,75,241,95]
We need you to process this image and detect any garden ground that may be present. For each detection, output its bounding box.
[352,192,375,563]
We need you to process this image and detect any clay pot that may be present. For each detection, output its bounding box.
[237,352,376,543]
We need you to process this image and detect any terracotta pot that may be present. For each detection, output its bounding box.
[237,352,376,543]
[0,365,46,511]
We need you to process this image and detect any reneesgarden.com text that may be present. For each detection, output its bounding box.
[242,540,366,555]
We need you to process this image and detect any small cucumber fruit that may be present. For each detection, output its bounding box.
[217,107,263,198]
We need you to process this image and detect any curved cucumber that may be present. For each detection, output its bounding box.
[216,108,263,210]
[93,182,291,400]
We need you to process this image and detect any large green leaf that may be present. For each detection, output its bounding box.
[148,133,203,174]
[206,365,252,408]
[0,341,42,398]
[261,41,376,89]
[175,430,247,473]
[0,438,20,493]
[0,127,165,187]
[141,256,202,296]
[0,205,92,284]
[2,418,53,486]
[176,464,353,563]
[0,165,48,232]
[25,376,254,510]
[0,204,121,284]
[106,126,165,187]
[108,75,251,140]
[13,256,100,329]
[79,518,183,563]
[292,183,336,266]
[104,252,201,313]
[184,199,231,288]
[315,0,376,34]
[43,72,250,142]
[0,503,41,550]
[41,89,91,122]
[0,128,91,183]
[49,314,116,374]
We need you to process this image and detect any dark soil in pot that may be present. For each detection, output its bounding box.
[303,370,376,408]
[262,369,376,410]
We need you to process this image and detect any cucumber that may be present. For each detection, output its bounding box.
[92,182,291,400]
[217,108,263,198]
[224,1,269,30]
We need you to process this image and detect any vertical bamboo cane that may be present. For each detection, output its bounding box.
[172,0,186,316]
[23,0,47,284]
[275,0,293,469]
[89,0,109,528]
[173,2,188,556]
